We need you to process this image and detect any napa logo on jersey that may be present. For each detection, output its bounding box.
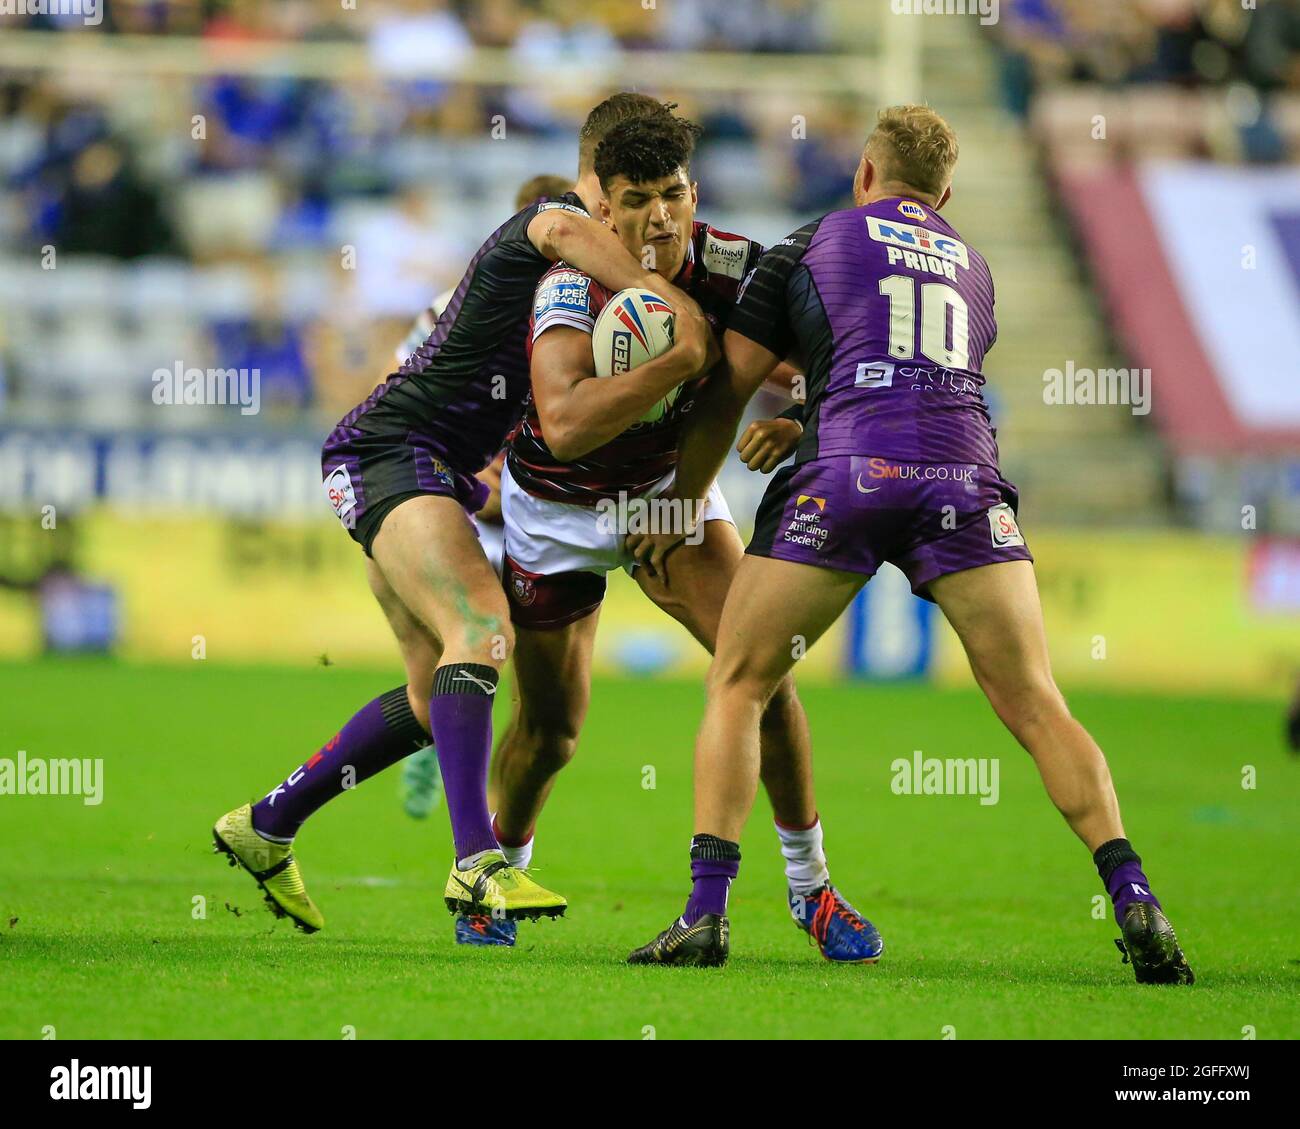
[702,230,750,280]
[866,217,969,268]
[534,269,592,320]
[897,200,928,222]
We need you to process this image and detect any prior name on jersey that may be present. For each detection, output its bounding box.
[728,196,1000,469]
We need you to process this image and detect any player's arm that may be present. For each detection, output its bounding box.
[474,454,504,523]
[531,324,711,462]
[677,331,784,489]
[739,359,807,470]
[670,226,813,504]
[627,224,814,578]
[763,361,803,397]
[527,206,706,334]
[737,404,804,473]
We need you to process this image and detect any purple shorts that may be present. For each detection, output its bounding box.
[321,427,489,556]
[747,455,1032,600]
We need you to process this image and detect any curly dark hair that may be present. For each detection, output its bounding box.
[578,92,678,170]
[593,113,704,191]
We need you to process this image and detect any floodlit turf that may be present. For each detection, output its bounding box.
[1,658,1296,1040]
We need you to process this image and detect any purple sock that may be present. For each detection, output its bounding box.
[429,663,500,862]
[1094,838,1160,927]
[683,835,741,926]
[252,687,428,841]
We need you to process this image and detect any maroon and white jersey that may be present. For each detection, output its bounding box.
[507,221,763,504]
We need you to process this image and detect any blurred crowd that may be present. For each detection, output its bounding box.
[998,0,1300,110]
[995,0,1300,164]
[8,0,828,53]
[0,0,861,424]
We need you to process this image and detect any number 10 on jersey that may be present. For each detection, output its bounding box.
[879,275,969,369]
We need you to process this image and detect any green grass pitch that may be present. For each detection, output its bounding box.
[1,658,1296,1040]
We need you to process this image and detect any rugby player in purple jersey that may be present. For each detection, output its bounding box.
[213,94,715,934]
[626,105,1193,985]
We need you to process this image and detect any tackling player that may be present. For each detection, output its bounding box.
[395,173,571,826]
[488,112,882,962]
[626,105,1194,986]
[213,94,714,935]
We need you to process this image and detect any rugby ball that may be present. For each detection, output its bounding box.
[591,288,678,424]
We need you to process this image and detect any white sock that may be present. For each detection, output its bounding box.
[775,818,829,895]
[500,837,533,869]
[491,813,534,869]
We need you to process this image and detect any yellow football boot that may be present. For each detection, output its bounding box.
[443,851,567,921]
[213,803,324,933]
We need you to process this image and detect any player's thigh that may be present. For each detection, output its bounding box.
[926,560,1058,710]
[511,610,600,744]
[364,556,441,708]
[370,494,512,664]
[635,519,745,653]
[710,554,864,694]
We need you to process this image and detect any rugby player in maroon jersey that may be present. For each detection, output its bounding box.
[489,111,881,962]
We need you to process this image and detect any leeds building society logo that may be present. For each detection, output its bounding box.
[784,495,830,551]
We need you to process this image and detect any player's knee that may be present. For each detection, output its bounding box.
[444,615,514,668]
[517,707,583,774]
[708,653,781,708]
[991,679,1069,747]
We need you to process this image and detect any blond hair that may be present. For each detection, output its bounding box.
[864,105,958,200]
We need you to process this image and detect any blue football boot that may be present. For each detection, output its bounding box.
[790,885,883,963]
[454,912,517,947]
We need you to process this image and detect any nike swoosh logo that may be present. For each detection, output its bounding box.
[855,474,882,494]
[453,672,497,695]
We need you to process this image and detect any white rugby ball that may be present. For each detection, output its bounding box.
[591,288,679,424]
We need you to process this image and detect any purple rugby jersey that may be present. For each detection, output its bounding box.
[729,196,1000,468]
[328,193,590,475]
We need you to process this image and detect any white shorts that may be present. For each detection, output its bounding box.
[500,461,733,577]
[472,515,506,577]
[499,461,733,629]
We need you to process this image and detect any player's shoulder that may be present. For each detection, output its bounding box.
[527,193,590,228]
[500,191,590,247]
[693,221,762,281]
[532,260,610,333]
